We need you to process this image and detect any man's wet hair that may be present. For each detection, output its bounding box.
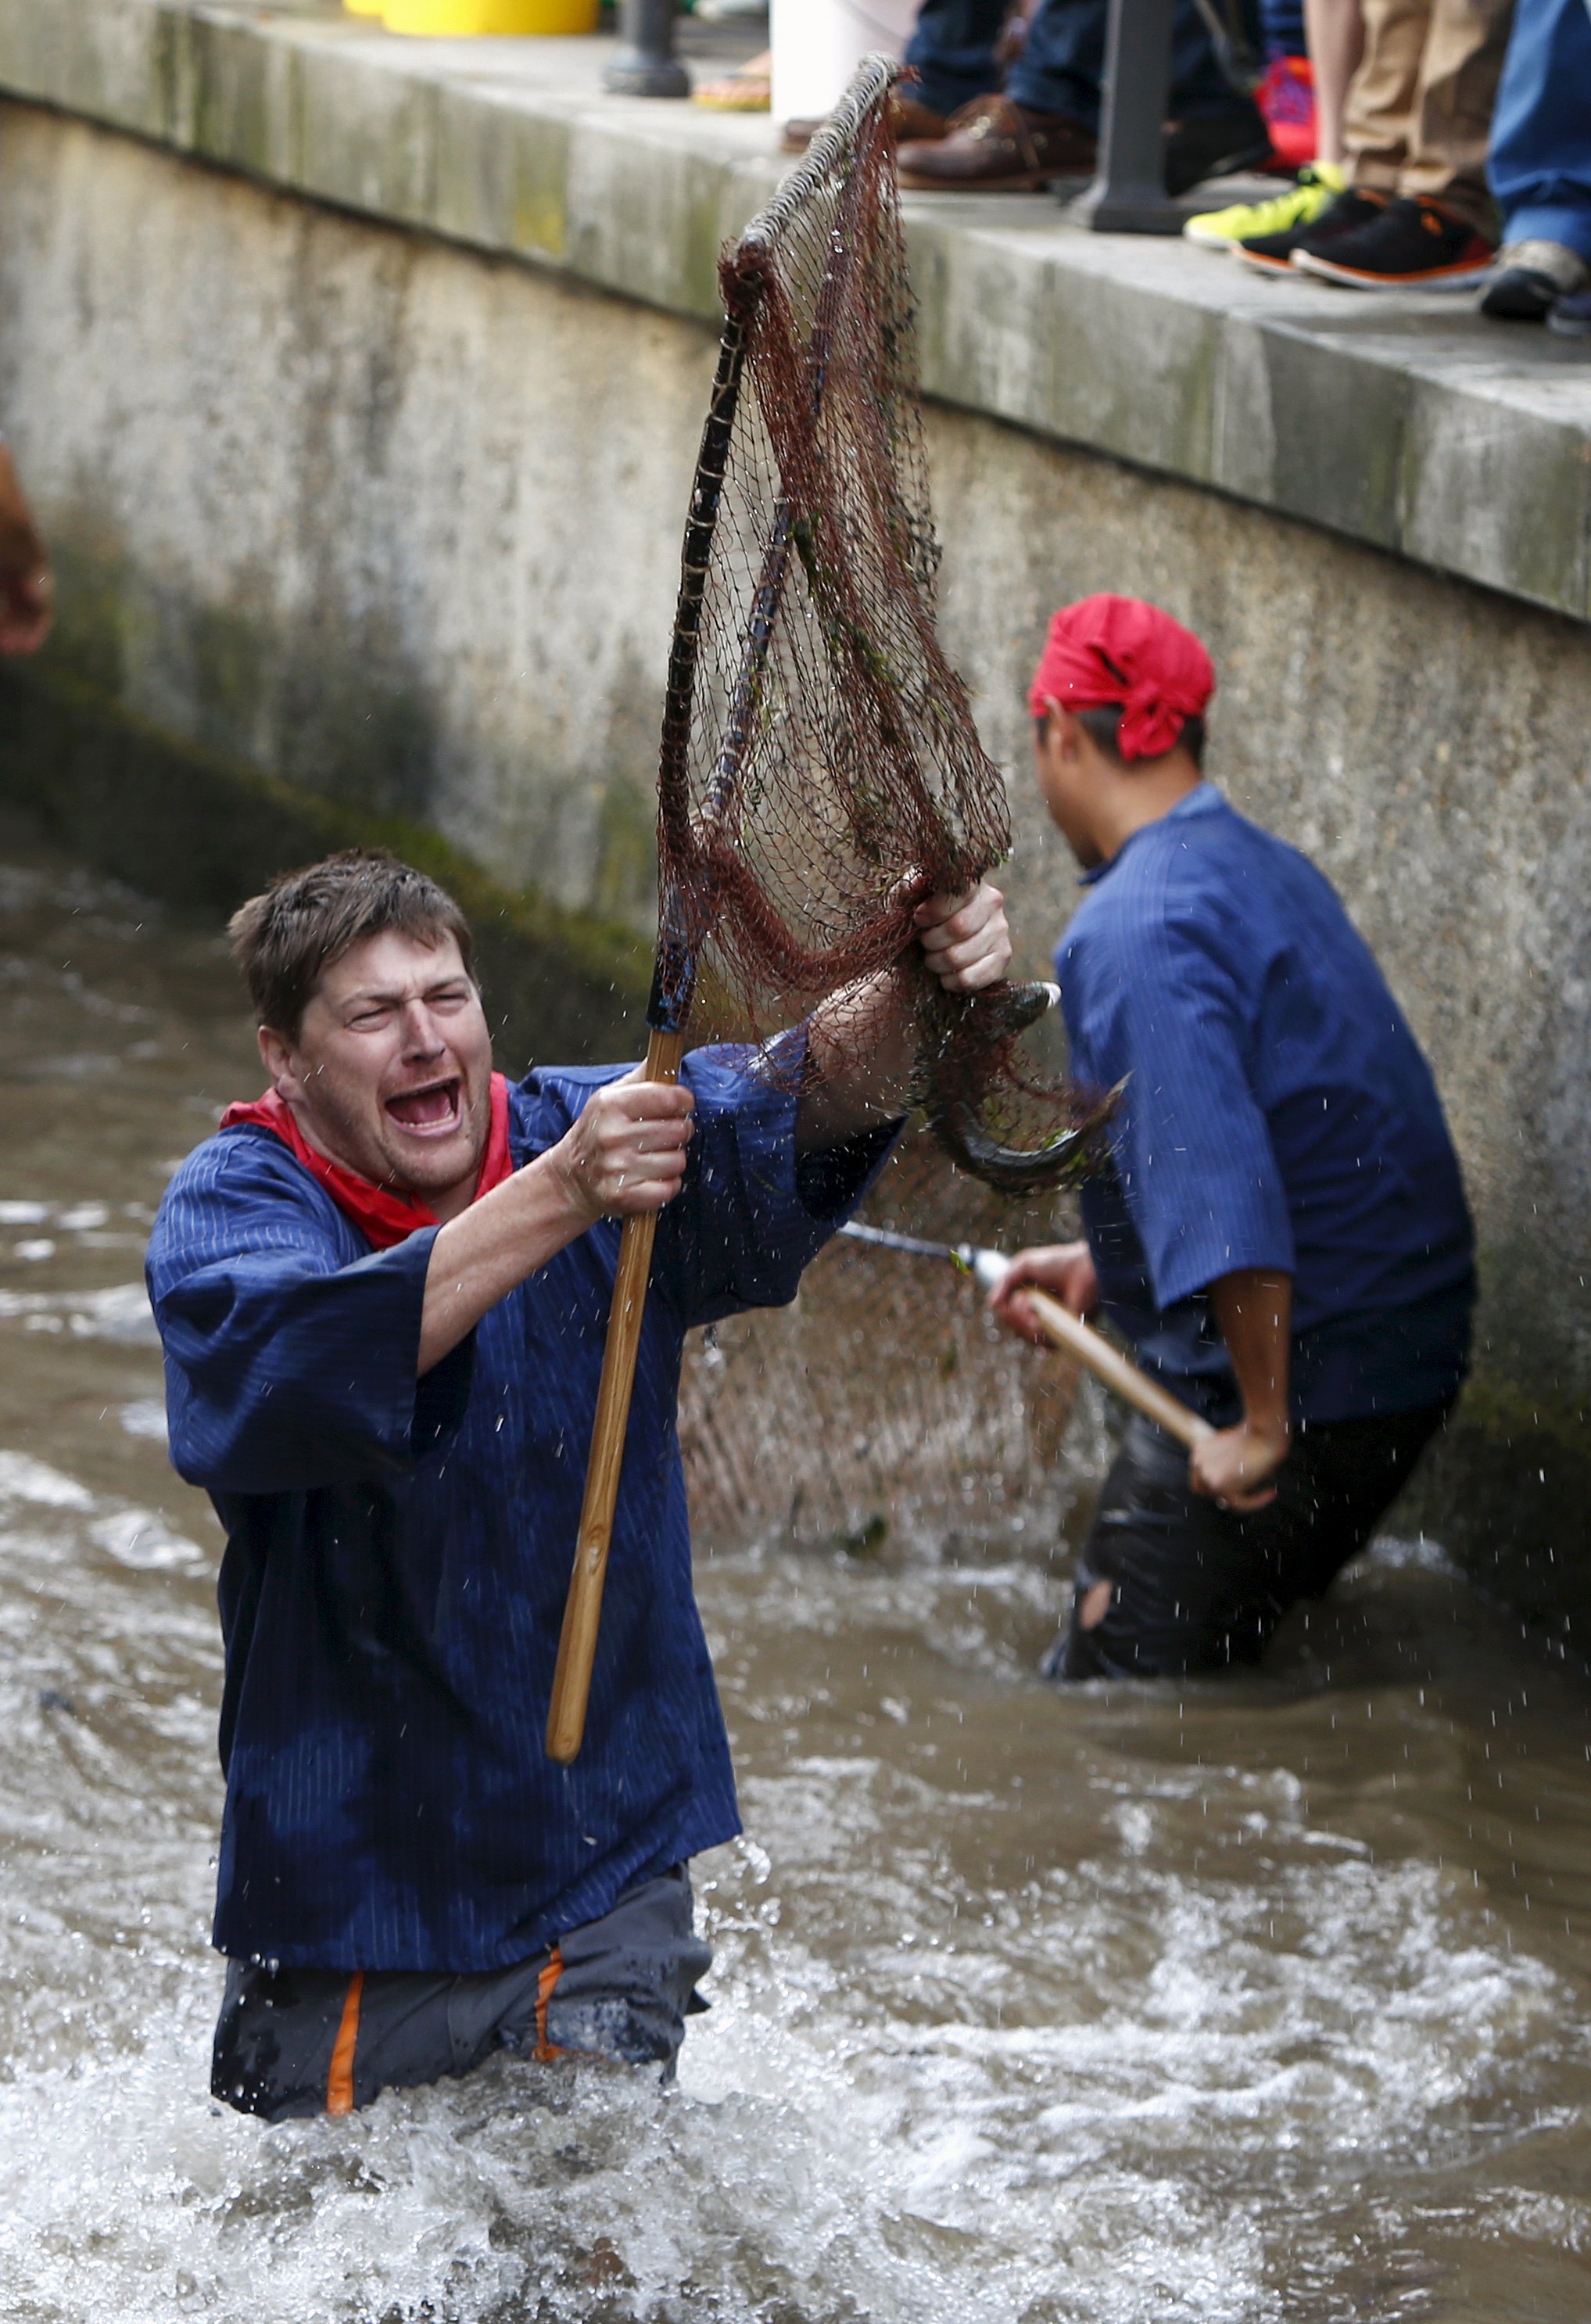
[1041,705,1207,768]
[229,850,475,1037]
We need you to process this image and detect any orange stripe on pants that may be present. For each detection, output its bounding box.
[534,1945,564,2062]
[326,1971,364,2116]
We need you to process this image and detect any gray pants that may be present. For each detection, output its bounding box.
[212,1865,711,2122]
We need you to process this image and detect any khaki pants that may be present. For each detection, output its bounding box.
[1345,0,1515,232]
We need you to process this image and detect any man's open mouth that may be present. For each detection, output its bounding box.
[384,1078,463,1134]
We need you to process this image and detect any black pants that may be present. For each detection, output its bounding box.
[1048,1402,1450,1680]
[213,1865,711,2122]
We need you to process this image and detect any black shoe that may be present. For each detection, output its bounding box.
[1479,264,1560,320]
[1164,97,1273,198]
[1234,185,1386,275]
[1292,194,1496,291]
[898,95,1096,190]
[1480,238,1589,321]
[1549,285,1591,339]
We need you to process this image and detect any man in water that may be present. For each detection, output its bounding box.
[148,848,1010,2118]
[0,436,52,655]
[991,594,1475,1680]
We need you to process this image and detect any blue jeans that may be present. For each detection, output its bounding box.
[903,0,1242,125]
[1260,0,1305,54]
[1488,0,1591,264]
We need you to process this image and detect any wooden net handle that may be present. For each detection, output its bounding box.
[1023,1287,1214,1452]
[546,1026,688,1765]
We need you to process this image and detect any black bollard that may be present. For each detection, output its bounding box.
[1068,0,1178,232]
[604,0,690,98]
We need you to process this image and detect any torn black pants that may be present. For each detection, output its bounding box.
[1048,1402,1451,1680]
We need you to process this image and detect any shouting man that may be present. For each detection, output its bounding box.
[148,848,1009,2118]
[992,595,1475,1681]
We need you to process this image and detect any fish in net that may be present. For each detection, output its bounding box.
[651,53,1114,1194]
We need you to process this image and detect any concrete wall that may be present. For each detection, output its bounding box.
[0,101,709,928]
[1,98,1587,1639]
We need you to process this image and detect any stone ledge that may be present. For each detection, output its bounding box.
[2,0,1589,622]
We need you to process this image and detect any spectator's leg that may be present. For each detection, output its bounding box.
[1008,0,1239,127]
[904,0,1010,116]
[1487,0,1591,264]
[1341,0,1427,194]
[1398,0,1515,231]
[1261,0,1306,56]
[1304,0,1366,167]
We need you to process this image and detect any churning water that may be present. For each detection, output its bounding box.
[3,819,1591,2322]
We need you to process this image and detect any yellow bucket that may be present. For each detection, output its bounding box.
[380,0,599,30]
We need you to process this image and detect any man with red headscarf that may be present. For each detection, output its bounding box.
[991,595,1475,1680]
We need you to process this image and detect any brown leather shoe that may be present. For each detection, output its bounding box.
[897,95,1096,191]
[781,91,953,156]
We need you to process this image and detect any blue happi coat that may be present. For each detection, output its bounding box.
[1058,785,1475,1426]
[148,1048,889,1972]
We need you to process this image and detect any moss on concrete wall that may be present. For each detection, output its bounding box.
[0,665,649,1074]
[0,102,711,928]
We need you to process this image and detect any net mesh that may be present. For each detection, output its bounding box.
[654,58,1111,1190]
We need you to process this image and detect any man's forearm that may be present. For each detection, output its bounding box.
[417,1155,590,1372]
[795,965,917,1153]
[794,883,1012,1153]
[1208,1268,1292,1430]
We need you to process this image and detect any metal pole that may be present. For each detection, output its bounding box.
[1068,0,1181,234]
[603,0,690,99]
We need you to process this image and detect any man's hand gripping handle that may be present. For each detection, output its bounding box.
[546,1027,688,1765]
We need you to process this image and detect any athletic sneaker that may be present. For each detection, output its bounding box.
[1184,160,1345,252]
[1233,185,1385,276]
[1292,195,1496,290]
[1479,238,1589,321]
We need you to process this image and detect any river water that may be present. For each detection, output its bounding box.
[3,818,1591,2324]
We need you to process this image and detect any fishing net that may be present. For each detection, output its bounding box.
[650,55,1112,1192]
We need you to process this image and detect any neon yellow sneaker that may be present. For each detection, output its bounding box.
[1182,161,1346,253]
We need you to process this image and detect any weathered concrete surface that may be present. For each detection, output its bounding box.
[0,41,1586,1638]
[0,99,706,925]
[2,0,1589,621]
[0,665,653,1069]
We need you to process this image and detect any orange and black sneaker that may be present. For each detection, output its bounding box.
[1292,195,1496,291]
[1234,186,1386,276]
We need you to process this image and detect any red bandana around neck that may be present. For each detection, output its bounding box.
[1027,593,1215,762]
[220,1072,514,1248]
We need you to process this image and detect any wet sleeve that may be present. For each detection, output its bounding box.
[146,1141,473,1494]
[1084,903,1295,1310]
[656,1037,898,1327]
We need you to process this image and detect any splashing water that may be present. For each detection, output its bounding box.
[3,820,1591,2324]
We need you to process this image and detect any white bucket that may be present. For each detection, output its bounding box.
[769,0,919,125]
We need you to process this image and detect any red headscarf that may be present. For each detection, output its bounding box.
[220,1072,514,1249]
[1027,594,1215,762]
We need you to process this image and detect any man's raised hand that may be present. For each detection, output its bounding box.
[988,1240,1100,1347]
[550,1072,696,1225]
[913,882,1010,993]
[796,878,1012,1153]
